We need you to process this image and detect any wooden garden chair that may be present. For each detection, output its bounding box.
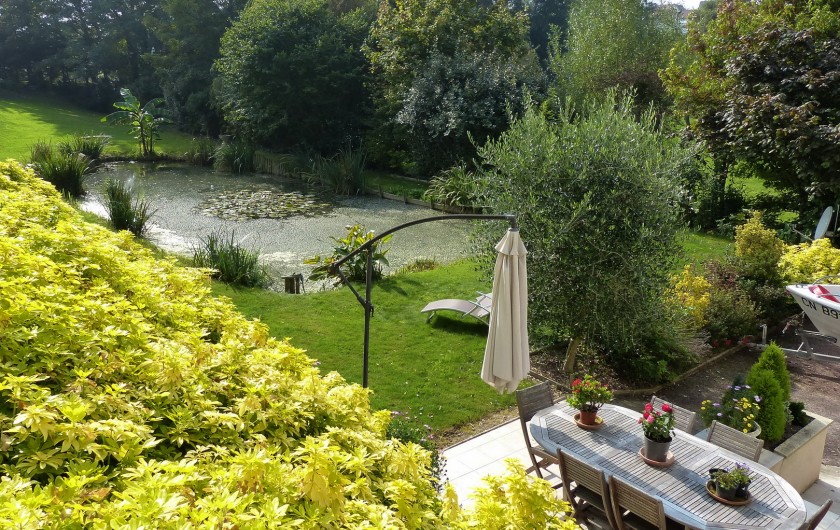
[707,420,764,462]
[800,499,832,530]
[515,381,558,480]
[609,476,685,530]
[558,449,616,529]
[651,395,697,434]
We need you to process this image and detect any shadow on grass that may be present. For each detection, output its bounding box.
[427,316,488,336]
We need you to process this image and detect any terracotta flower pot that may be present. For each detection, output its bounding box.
[578,409,599,425]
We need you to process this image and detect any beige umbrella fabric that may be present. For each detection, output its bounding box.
[481,228,529,393]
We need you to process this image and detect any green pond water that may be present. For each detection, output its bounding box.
[82,162,475,289]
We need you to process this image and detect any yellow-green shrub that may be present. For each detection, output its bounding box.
[0,160,575,528]
[734,212,784,281]
[668,264,711,330]
[779,237,840,283]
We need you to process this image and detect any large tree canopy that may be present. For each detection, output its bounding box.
[215,0,374,152]
[549,0,683,109]
[365,0,543,175]
[662,0,840,220]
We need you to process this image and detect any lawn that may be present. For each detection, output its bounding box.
[212,230,731,432]
[213,260,518,431]
[0,91,194,160]
[679,230,733,270]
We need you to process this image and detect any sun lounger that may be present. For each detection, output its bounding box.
[421,293,492,324]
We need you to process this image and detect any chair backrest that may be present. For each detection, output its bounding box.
[609,475,668,530]
[516,381,554,423]
[708,420,764,461]
[558,449,616,528]
[802,499,833,530]
[651,395,697,433]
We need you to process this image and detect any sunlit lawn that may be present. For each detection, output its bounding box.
[0,91,194,160]
[213,260,517,431]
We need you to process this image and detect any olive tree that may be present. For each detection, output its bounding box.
[476,92,693,376]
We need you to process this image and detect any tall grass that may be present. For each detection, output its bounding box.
[308,146,367,195]
[214,141,255,173]
[58,133,110,162]
[30,141,92,198]
[102,179,155,237]
[193,230,268,287]
[185,137,216,166]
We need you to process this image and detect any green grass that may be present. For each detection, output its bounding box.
[678,231,733,270]
[212,260,516,431]
[0,91,194,160]
[364,170,427,200]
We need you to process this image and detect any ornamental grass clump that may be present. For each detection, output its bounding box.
[567,375,613,413]
[0,160,579,527]
[638,402,675,442]
[700,381,761,433]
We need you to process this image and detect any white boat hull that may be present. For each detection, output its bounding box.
[786,283,840,339]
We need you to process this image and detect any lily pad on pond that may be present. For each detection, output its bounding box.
[197,188,333,221]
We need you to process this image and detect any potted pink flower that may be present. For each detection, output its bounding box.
[638,401,675,462]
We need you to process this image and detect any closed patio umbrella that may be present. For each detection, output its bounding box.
[481,228,529,393]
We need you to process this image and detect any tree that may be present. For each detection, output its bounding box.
[146,0,248,135]
[365,0,543,175]
[549,0,683,110]
[102,88,167,157]
[476,92,692,374]
[662,0,840,222]
[215,0,374,152]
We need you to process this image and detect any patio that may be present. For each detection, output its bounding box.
[443,418,840,529]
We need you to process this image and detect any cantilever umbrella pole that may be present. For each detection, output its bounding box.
[329,214,518,388]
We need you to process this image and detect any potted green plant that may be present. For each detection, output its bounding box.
[638,402,675,462]
[567,375,613,426]
[700,382,761,436]
[709,463,751,501]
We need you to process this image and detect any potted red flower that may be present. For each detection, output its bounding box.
[567,375,613,426]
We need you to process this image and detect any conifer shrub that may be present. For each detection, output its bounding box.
[753,343,791,403]
[746,367,786,444]
[0,160,576,526]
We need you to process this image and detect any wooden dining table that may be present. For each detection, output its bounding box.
[529,402,806,530]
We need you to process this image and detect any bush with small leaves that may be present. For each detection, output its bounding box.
[0,160,578,527]
[734,212,784,283]
[779,238,840,283]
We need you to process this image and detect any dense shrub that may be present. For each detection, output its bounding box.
[746,367,786,444]
[103,179,155,237]
[0,160,577,527]
[734,212,784,282]
[386,412,445,492]
[779,238,840,283]
[753,343,791,403]
[703,285,759,342]
[192,229,269,287]
[669,265,711,331]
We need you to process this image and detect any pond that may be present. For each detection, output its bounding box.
[81,162,475,289]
